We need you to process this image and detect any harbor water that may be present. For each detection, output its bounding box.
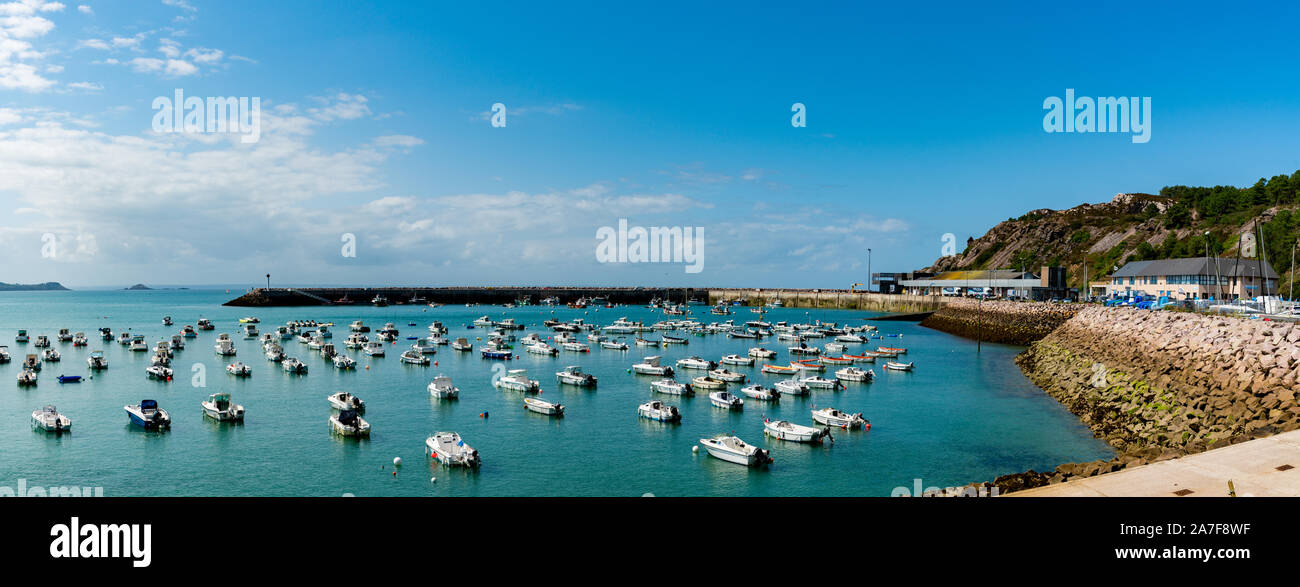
[0,290,1113,496]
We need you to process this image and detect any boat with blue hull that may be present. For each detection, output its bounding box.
[125,400,171,430]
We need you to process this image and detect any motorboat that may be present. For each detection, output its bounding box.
[426,432,480,468]
[239,317,260,324]
[125,400,170,430]
[329,409,370,437]
[181,325,197,338]
[835,367,874,382]
[82,350,107,370]
[32,405,71,432]
[451,337,472,351]
[371,295,389,307]
[57,374,82,384]
[638,400,682,422]
[709,391,743,410]
[740,384,779,401]
[472,315,494,327]
[17,369,38,385]
[774,379,810,396]
[34,335,50,347]
[307,335,326,350]
[344,333,368,349]
[836,334,869,343]
[332,354,357,369]
[561,341,590,353]
[823,343,847,353]
[556,365,597,386]
[788,344,820,356]
[265,345,285,362]
[632,356,673,376]
[412,338,439,354]
[150,352,171,368]
[819,355,854,366]
[197,318,214,330]
[328,392,365,412]
[348,320,369,333]
[427,375,459,399]
[495,369,540,393]
[42,348,60,362]
[791,360,824,372]
[170,335,185,350]
[480,346,512,360]
[675,356,716,371]
[844,353,877,363]
[877,346,908,354]
[146,364,174,380]
[99,327,113,340]
[720,354,754,366]
[72,332,87,346]
[661,335,688,345]
[226,362,252,376]
[698,435,770,467]
[600,340,629,350]
[526,342,558,356]
[0,345,8,363]
[812,407,869,429]
[495,318,524,331]
[763,419,830,443]
[761,364,799,375]
[428,321,449,335]
[708,368,746,383]
[15,329,29,343]
[650,378,693,395]
[362,341,386,357]
[117,332,132,346]
[801,375,841,389]
[22,354,40,371]
[202,393,245,422]
[883,361,914,371]
[400,349,430,365]
[320,342,337,359]
[317,325,332,339]
[243,324,259,338]
[282,357,309,373]
[749,347,777,359]
[214,334,237,356]
[57,328,72,342]
[523,397,565,417]
[692,376,727,391]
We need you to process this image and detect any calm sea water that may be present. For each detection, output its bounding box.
[0,290,1111,496]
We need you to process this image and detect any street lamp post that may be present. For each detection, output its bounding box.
[867,248,872,294]
[266,274,271,290]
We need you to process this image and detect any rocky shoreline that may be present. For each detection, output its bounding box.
[922,303,1300,495]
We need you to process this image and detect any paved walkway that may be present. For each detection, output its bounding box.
[1011,430,1300,497]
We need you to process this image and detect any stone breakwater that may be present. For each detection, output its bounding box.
[919,299,1081,346]
[957,306,1300,495]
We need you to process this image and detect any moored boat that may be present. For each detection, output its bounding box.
[883,361,914,371]
[740,384,779,401]
[87,350,108,369]
[327,391,365,412]
[202,392,245,422]
[650,378,693,395]
[708,368,746,383]
[523,396,565,417]
[801,375,842,389]
[720,354,754,366]
[812,407,869,429]
[692,375,727,390]
[835,367,874,382]
[32,405,71,432]
[426,432,480,467]
[495,369,540,393]
[632,355,673,376]
[675,356,716,371]
[638,400,682,422]
[761,363,799,375]
[698,435,770,467]
[226,362,252,376]
[774,379,809,396]
[556,365,597,387]
[427,375,459,399]
[763,419,830,443]
[329,409,370,437]
[282,357,308,373]
[125,399,170,429]
[749,347,777,359]
[708,390,743,410]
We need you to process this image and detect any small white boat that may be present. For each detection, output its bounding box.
[197,318,214,330]
[243,324,259,338]
[400,349,430,365]
[282,357,308,373]
[15,330,29,343]
[495,369,540,393]
[32,405,71,432]
[72,332,88,346]
[692,375,727,390]
[600,340,629,350]
[87,350,108,369]
[411,339,439,354]
[709,391,743,410]
[708,368,746,383]
[349,320,368,333]
[650,378,693,395]
[749,347,778,359]
[823,343,847,354]
[42,348,60,362]
[328,391,365,412]
[812,407,869,429]
[344,333,368,349]
[720,354,754,366]
[117,333,132,346]
[835,367,874,382]
[56,329,72,342]
[265,345,285,362]
[202,392,245,422]
[214,334,237,356]
[836,334,868,343]
[427,375,459,399]
[699,435,770,467]
[169,335,185,350]
[362,341,386,357]
[0,345,9,363]
[676,356,716,371]
[883,361,914,371]
[145,365,173,380]
[329,409,370,437]
[332,354,357,369]
[632,355,673,376]
[523,396,565,417]
[556,365,597,386]
[788,344,820,356]
[526,342,558,355]
[763,419,830,443]
[426,432,480,467]
[17,368,38,385]
[774,379,809,396]
[561,341,590,353]
[451,337,472,351]
[226,362,252,376]
[638,400,681,422]
[740,384,779,401]
[182,325,198,338]
[800,375,841,389]
[762,364,800,375]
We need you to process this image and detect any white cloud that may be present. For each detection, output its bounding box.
[309,93,370,121]
[371,134,423,148]
[184,46,220,63]
[161,0,195,11]
[164,58,195,76]
[0,0,65,91]
[65,80,99,90]
[76,4,89,15]
[76,38,109,49]
[0,106,23,125]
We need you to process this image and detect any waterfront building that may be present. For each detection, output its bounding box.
[899,267,1075,300]
[1106,257,1278,300]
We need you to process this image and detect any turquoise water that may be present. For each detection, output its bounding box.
[0,290,1112,496]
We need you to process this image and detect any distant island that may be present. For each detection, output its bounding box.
[0,281,70,291]
[124,284,153,290]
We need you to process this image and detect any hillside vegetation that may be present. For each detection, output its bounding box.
[927,170,1300,295]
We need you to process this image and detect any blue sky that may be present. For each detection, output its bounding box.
[3,0,1300,288]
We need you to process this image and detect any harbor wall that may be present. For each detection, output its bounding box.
[919,299,1081,346]
[707,289,950,313]
[956,306,1300,495]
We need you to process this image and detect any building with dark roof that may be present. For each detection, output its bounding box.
[1107,257,1279,300]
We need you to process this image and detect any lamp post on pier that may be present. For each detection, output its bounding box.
[266,274,271,291]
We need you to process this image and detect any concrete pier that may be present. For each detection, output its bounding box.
[1011,429,1300,497]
